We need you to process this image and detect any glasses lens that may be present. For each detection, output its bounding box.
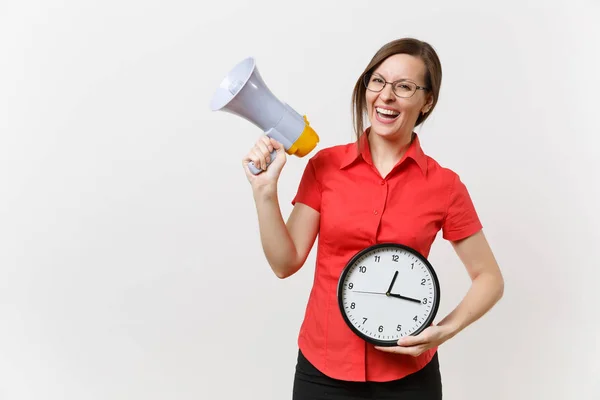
[393,81,417,98]
[365,74,385,92]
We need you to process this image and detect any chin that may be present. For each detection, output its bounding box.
[370,126,399,138]
[370,118,405,138]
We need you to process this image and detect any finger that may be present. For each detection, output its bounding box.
[397,336,425,347]
[242,160,255,179]
[374,345,416,356]
[242,152,253,168]
[249,148,266,171]
[374,346,392,353]
[397,330,432,347]
[375,345,410,354]
[375,345,426,357]
[270,137,284,152]
[409,345,427,357]
[253,146,269,171]
[242,153,257,179]
[404,345,426,357]
[255,140,272,165]
[260,135,274,153]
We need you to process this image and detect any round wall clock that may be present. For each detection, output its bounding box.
[337,243,441,346]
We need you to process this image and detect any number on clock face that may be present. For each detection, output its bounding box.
[337,244,440,346]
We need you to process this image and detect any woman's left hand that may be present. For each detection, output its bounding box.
[374,325,454,357]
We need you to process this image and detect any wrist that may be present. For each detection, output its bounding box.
[252,182,278,201]
[438,320,462,340]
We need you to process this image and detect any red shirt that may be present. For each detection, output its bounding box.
[291,130,483,382]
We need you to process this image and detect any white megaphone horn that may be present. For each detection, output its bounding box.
[210,57,319,175]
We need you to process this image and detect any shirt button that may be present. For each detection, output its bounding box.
[380,180,385,185]
[374,210,378,215]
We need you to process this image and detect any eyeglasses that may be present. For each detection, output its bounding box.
[363,73,430,98]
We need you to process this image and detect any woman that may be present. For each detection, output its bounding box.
[242,38,504,399]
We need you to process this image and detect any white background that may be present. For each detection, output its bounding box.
[1,1,598,399]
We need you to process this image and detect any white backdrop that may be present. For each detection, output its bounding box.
[1,1,598,399]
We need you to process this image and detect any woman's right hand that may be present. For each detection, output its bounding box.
[242,135,287,191]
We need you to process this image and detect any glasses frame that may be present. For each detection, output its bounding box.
[363,72,430,98]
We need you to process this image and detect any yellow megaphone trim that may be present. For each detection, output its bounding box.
[286,116,320,157]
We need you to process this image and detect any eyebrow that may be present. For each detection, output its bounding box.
[371,72,418,83]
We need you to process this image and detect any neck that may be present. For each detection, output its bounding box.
[368,130,414,176]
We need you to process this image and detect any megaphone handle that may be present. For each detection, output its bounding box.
[248,149,278,175]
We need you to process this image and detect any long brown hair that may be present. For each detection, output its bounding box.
[351,38,442,143]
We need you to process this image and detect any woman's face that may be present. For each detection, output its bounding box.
[365,53,432,140]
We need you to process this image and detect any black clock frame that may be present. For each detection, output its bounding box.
[336,242,441,347]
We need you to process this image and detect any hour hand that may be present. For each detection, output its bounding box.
[386,271,398,295]
[388,293,422,304]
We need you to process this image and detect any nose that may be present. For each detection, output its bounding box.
[380,83,396,102]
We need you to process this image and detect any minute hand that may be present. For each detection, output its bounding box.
[388,293,422,304]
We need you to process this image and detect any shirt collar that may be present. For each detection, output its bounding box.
[340,129,428,176]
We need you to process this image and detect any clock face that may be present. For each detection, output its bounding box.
[337,243,440,346]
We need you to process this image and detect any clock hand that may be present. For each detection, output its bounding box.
[351,290,422,304]
[386,270,399,295]
[351,290,387,295]
[388,293,422,304]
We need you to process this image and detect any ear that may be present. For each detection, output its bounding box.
[421,94,434,114]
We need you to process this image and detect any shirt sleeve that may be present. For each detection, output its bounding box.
[442,174,483,241]
[291,157,321,213]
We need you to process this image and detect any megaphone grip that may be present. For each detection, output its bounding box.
[248,149,278,175]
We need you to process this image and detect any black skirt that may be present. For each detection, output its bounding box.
[292,349,442,400]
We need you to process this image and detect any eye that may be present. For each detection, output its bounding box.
[395,82,415,92]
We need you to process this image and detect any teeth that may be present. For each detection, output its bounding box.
[376,107,400,116]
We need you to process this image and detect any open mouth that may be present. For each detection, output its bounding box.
[375,107,400,122]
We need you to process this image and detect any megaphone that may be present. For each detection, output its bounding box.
[210,57,319,175]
